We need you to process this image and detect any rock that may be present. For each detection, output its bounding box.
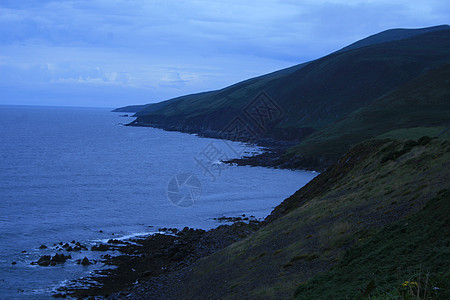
[52,293,67,298]
[51,253,71,263]
[35,255,51,266]
[80,257,91,266]
[39,244,47,249]
[107,239,121,244]
[91,244,109,251]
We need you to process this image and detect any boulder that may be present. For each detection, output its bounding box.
[51,253,71,263]
[36,255,51,266]
[91,244,109,251]
[80,257,91,266]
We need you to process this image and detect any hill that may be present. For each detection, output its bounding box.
[112,105,147,113]
[280,63,450,169]
[104,26,450,299]
[338,24,450,52]
[124,27,450,147]
[58,137,450,299]
[150,137,450,299]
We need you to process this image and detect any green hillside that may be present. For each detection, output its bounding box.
[109,26,450,299]
[295,188,450,299]
[338,24,450,52]
[129,28,450,144]
[162,138,450,299]
[284,63,450,164]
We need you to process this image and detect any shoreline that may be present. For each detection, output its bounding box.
[53,220,261,298]
[18,113,320,298]
[7,114,316,298]
[125,121,330,172]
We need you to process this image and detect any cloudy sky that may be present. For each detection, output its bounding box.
[0,0,449,108]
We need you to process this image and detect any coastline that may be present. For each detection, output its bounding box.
[45,121,320,298]
[125,120,330,172]
[36,136,450,298]
[54,221,261,298]
[1,107,315,299]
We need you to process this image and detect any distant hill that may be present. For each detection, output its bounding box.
[112,105,147,113]
[124,27,450,147]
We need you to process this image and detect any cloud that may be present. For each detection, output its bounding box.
[0,0,449,107]
[159,71,187,88]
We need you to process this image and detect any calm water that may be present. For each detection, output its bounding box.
[0,105,317,298]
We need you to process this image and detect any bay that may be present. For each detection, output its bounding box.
[0,105,317,298]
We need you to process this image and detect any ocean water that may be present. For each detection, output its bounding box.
[0,105,317,299]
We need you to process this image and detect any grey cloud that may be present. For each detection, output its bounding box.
[0,0,449,107]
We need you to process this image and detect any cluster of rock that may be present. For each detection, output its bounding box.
[30,239,100,267]
[55,221,261,298]
[31,253,72,266]
[29,237,137,269]
[214,214,260,223]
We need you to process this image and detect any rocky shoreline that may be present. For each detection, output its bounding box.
[224,148,332,172]
[125,121,330,171]
[37,122,325,298]
[49,219,260,298]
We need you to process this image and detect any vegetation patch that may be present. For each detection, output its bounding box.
[295,189,450,299]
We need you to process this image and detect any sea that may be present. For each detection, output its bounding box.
[0,105,317,299]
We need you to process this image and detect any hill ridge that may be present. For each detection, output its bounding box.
[125,29,450,164]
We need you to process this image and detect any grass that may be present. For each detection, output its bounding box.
[377,126,449,140]
[294,189,450,299]
[286,63,450,166]
[164,138,450,299]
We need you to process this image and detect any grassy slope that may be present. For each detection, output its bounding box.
[286,63,450,162]
[132,63,310,119]
[167,138,450,299]
[338,25,450,52]
[267,30,450,130]
[295,188,450,299]
[132,29,450,136]
[116,26,448,118]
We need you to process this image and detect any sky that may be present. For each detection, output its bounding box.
[0,0,449,108]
